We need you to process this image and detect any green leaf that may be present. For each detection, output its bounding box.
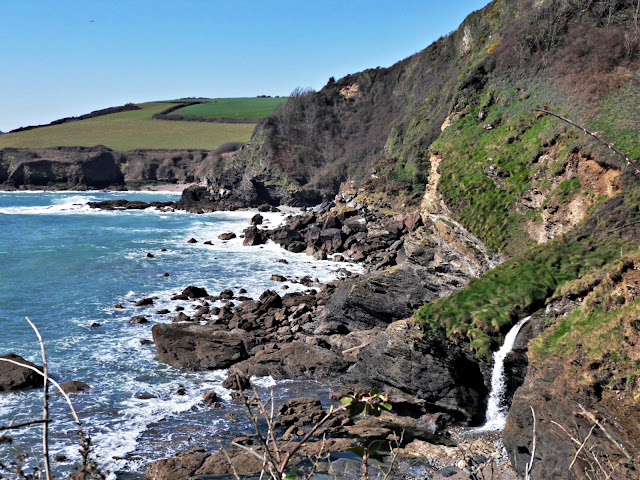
[347,446,366,459]
[379,402,392,411]
[370,387,380,395]
[339,396,354,406]
[347,402,365,417]
[368,439,385,455]
[282,473,299,480]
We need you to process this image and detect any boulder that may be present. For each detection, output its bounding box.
[181,286,208,298]
[59,380,91,394]
[228,342,350,380]
[129,315,149,324]
[347,321,488,425]
[242,226,266,246]
[152,324,251,370]
[0,353,44,391]
[323,263,464,330]
[250,213,263,225]
[218,232,236,241]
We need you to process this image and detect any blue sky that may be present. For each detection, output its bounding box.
[0,1,489,132]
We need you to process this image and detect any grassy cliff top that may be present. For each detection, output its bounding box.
[0,101,257,151]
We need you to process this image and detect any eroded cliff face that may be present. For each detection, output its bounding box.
[0,146,215,189]
[0,147,124,188]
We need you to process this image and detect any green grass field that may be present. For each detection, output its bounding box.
[0,102,257,151]
[170,97,287,119]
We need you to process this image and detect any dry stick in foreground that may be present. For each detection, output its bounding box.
[534,108,640,175]
[25,316,52,480]
[524,406,536,480]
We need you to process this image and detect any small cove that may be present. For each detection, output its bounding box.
[0,191,360,478]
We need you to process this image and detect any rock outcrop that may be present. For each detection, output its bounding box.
[0,353,44,391]
[0,147,124,188]
[347,320,489,425]
[151,324,252,370]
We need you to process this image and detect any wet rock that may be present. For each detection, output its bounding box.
[152,324,251,370]
[0,354,44,391]
[187,238,197,243]
[250,213,263,225]
[181,286,208,298]
[171,312,192,323]
[156,309,170,315]
[242,225,266,246]
[129,315,148,324]
[270,274,287,282]
[218,232,236,240]
[146,253,155,258]
[59,380,91,394]
[135,297,154,306]
[222,372,250,391]
[202,391,218,406]
[113,303,124,309]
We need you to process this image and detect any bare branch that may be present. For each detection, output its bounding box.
[534,109,640,174]
[0,419,52,431]
[579,404,631,459]
[0,358,83,439]
[25,317,52,480]
[569,423,596,471]
[525,406,536,480]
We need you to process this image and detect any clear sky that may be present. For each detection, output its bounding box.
[0,0,489,132]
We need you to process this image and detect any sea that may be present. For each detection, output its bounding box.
[0,190,359,478]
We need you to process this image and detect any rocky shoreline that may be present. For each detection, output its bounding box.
[79,186,520,479]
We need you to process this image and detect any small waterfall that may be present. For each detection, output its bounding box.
[478,316,531,431]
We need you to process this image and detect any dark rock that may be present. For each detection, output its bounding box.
[219,289,234,299]
[229,342,350,380]
[278,397,324,427]
[182,286,208,298]
[404,211,424,231]
[243,226,266,246]
[222,372,250,391]
[0,353,44,391]
[270,274,287,282]
[160,272,170,277]
[140,339,153,346]
[250,213,263,225]
[156,309,170,315]
[347,321,488,425]
[129,315,148,324]
[152,324,250,370]
[257,204,271,212]
[135,297,154,306]
[90,322,101,328]
[187,238,198,243]
[113,303,124,309]
[171,312,192,323]
[323,263,465,330]
[218,232,236,240]
[176,385,187,395]
[202,391,218,405]
[59,380,91,394]
[203,240,212,245]
[146,252,155,258]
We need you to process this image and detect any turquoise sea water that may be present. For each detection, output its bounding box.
[0,191,355,478]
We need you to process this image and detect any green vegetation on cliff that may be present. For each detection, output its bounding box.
[416,182,640,357]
